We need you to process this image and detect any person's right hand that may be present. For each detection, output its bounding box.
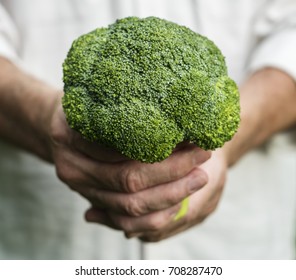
[49,101,211,229]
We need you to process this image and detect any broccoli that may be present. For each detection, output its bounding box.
[62,16,240,163]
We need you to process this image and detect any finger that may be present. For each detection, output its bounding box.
[82,142,211,194]
[108,144,210,193]
[54,147,110,189]
[85,203,182,233]
[54,146,135,191]
[139,185,224,242]
[129,152,227,242]
[55,140,210,193]
[139,221,188,242]
[138,198,216,243]
[55,109,211,192]
[85,193,207,242]
[125,198,189,239]
[77,167,207,216]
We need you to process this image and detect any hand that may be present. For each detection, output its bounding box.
[140,149,227,241]
[49,103,211,219]
[85,148,226,242]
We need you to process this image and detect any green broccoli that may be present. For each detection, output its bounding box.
[62,16,240,163]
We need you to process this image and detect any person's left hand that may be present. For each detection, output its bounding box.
[85,148,227,242]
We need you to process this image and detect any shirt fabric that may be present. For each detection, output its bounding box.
[0,0,296,259]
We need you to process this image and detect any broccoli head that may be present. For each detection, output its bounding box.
[62,16,240,163]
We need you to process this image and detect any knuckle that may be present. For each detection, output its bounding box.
[168,164,182,181]
[55,162,71,183]
[120,164,143,193]
[165,188,182,206]
[55,158,83,186]
[50,115,70,146]
[124,196,144,217]
[114,216,132,232]
[148,217,166,231]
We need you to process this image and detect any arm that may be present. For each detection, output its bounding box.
[224,67,296,166]
[0,57,58,161]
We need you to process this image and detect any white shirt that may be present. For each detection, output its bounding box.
[0,0,296,259]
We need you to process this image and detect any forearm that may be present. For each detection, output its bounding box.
[223,67,296,166]
[0,56,60,162]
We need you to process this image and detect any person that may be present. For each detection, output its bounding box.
[0,0,296,259]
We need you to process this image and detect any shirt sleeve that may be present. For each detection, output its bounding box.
[247,0,296,81]
[0,3,20,62]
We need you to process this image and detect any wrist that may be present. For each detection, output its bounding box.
[37,88,63,162]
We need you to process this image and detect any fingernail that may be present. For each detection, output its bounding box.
[85,209,104,223]
[193,149,211,165]
[189,183,199,193]
[189,170,207,193]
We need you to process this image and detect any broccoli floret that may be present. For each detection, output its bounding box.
[62,16,240,163]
